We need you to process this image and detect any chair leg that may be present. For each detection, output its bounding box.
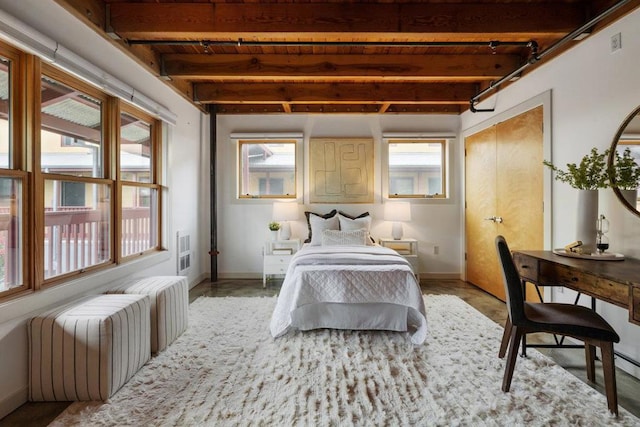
[600,342,618,416]
[499,317,512,358]
[585,343,596,383]
[502,326,524,392]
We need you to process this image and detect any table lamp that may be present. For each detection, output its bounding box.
[272,201,299,240]
[384,201,411,240]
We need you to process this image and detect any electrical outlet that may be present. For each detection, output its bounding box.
[611,32,622,53]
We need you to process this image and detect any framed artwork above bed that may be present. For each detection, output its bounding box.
[308,137,374,203]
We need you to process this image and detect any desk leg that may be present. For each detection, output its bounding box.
[521,279,528,357]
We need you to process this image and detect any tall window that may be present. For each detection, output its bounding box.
[0,46,25,296]
[0,40,165,300]
[40,69,111,280]
[387,140,447,198]
[119,106,160,258]
[238,140,296,198]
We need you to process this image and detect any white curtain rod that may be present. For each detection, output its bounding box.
[0,8,177,126]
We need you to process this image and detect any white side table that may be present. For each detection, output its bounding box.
[379,237,419,276]
[263,239,301,287]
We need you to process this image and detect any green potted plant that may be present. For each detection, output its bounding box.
[543,147,609,252]
[542,147,610,190]
[268,221,280,231]
[268,221,280,240]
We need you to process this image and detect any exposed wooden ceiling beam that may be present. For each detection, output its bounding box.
[162,53,521,81]
[212,103,462,114]
[108,3,584,41]
[194,82,476,104]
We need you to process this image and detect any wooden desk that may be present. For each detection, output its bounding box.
[513,250,640,326]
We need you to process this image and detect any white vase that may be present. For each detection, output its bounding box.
[270,230,279,241]
[576,189,598,253]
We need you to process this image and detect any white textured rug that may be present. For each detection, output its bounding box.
[50,295,639,426]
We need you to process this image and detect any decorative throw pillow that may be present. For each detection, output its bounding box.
[306,210,339,245]
[338,213,371,232]
[321,229,369,246]
[338,211,375,244]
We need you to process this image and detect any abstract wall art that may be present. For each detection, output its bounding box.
[309,138,374,203]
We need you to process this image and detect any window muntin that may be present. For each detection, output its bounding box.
[121,184,158,257]
[388,140,446,198]
[43,180,111,280]
[0,177,22,291]
[120,111,152,183]
[40,76,103,177]
[238,141,296,198]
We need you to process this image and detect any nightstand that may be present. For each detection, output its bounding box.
[263,239,301,287]
[379,237,419,276]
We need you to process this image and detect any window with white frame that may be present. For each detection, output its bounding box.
[387,139,447,198]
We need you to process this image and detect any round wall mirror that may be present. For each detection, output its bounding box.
[608,105,640,218]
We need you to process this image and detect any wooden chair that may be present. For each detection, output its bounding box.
[494,235,620,415]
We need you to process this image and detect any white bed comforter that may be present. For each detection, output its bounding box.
[269,245,427,344]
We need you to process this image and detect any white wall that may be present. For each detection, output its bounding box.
[216,114,463,279]
[460,8,640,377]
[0,1,206,417]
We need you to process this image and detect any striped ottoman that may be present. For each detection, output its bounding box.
[108,276,188,354]
[28,294,151,401]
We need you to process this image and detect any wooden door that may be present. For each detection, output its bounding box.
[465,126,501,298]
[465,106,544,301]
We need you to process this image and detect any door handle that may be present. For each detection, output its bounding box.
[484,216,504,223]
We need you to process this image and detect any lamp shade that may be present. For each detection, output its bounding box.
[272,202,299,221]
[272,202,299,240]
[383,202,411,222]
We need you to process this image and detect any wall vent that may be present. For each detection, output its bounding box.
[177,231,191,275]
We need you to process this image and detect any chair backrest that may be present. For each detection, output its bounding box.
[495,235,526,325]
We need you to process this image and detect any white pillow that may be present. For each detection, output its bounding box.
[309,214,340,246]
[321,229,369,246]
[338,213,372,232]
[338,213,375,245]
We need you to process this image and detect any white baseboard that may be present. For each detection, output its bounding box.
[216,272,263,280]
[418,273,461,280]
[189,273,210,289]
[0,386,27,420]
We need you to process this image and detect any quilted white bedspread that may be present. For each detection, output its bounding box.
[269,245,427,344]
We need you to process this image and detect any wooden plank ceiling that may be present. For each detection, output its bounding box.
[55,0,640,114]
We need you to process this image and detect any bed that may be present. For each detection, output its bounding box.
[269,243,427,345]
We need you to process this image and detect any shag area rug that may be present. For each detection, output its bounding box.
[50,295,639,426]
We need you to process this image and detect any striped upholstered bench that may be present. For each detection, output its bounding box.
[107,276,188,354]
[28,294,151,401]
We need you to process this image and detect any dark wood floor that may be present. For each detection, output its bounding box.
[1,278,639,426]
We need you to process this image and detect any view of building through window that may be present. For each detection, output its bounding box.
[0,54,21,291]
[0,177,22,291]
[0,57,10,169]
[0,40,163,299]
[120,110,156,257]
[388,140,446,198]
[239,141,296,198]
